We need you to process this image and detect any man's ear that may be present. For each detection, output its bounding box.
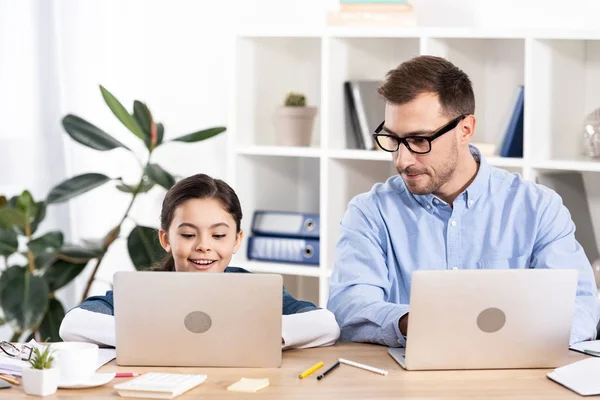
[158,229,171,252]
[233,230,244,254]
[460,114,476,145]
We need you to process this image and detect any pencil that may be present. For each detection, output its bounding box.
[317,361,340,380]
[0,374,19,385]
[338,358,388,376]
[299,361,324,379]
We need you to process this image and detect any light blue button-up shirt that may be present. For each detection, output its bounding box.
[328,147,600,347]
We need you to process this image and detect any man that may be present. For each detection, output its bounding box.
[327,55,600,347]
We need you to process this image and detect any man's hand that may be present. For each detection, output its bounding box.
[398,313,409,336]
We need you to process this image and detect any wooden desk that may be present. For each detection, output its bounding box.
[0,343,589,399]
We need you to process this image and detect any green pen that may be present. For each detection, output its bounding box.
[583,349,600,356]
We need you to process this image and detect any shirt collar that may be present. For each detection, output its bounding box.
[464,144,490,208]
[409,144,490,210]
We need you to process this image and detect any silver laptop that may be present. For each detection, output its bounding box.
[388,269,578,370]
[114,271,282,367]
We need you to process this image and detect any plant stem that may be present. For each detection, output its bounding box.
[81,255,104,302]
[80,155,152,301]
[25,223,36,273]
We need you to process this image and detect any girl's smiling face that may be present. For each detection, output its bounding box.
[158,198,243,273]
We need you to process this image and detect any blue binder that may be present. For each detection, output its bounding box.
[251,211,319,239]
[499,85,524,158]
[247,236,320,266]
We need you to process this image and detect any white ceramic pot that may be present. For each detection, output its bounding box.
[22,366,60,396]
[274,106,318,147]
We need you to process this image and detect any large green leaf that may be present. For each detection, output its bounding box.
[17,190,37,220]
[133,101,152,135]
[47,173,111,204]
[116,178,155,194]
[35,252,58,271]
[62,114,130,151]
[38,298,65,342]
[30,202,46,235]
[0,229,18,256]
[99,85,144,140]
[0,267,49,332]
[127,225,166,270]
[145,164,176,190]
[59,244,102,263]
[156,123,164,147]
[43,259,86,292]
[0,208,27,230]
[7,196,18,208]
[171,126,226,143]
[27,231,64,255]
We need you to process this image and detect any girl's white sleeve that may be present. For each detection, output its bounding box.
[59,308,116,347]
[281,308,340,350]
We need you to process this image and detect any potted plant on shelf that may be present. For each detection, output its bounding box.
[274,92,318,147]
[22,346,59,396]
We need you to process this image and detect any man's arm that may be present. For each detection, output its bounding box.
[531,190,600,344]
[327,199,409,347]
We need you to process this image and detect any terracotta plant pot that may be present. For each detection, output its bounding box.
[274,106,318,147]
[22,366,60,396]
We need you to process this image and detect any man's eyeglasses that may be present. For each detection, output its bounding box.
[0,341,34,361]
[373,114,467,154]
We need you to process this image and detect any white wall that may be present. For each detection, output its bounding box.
[2,0,600,317]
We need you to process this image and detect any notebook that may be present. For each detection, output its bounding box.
[547,357,600,396]
[570,340,600,357]
[113,372,207,399]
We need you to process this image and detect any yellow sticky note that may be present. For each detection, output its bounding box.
[227,378,270,392]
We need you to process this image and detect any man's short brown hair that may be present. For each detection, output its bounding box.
[377,55,475,117]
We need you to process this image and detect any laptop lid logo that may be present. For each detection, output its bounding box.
[184,311,212,333]
[477,307,506,333]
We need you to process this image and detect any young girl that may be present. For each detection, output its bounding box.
[59,174,340,349]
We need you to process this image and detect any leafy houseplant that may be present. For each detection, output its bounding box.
[22,346,59,396]
[274,91,318,147]
[0,85,225,343]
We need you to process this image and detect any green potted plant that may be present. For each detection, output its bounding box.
[274,92,318,147]
[0,85,225,343]
[22,346,59,396]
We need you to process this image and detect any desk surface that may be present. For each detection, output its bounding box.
[0,343,589,399]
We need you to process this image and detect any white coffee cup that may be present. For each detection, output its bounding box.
[51,342,98,385]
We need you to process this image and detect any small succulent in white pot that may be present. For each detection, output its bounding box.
[274,92,318,147]
[22,346,60,396]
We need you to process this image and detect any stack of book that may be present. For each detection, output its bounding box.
[247,211,320,266]
[328,0,416,27]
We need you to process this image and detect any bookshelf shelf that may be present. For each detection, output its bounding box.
[229,28,600,307]
[236,145,322,158]
[242,260,325,278]
[328,149,390,161]
[487,157,526,168]
[532,159,600,173]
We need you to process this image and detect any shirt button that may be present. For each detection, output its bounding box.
[433,199,439,204]
[452,266,458,270]
[397,339,403,344]
[450,220,457,227]
[426,204,432,210]
[468,200,474,206]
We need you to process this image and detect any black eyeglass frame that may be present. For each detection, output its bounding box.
[0,341,34,361]
[372,114,468,154]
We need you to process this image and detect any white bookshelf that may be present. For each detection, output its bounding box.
[228,27,600,307]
